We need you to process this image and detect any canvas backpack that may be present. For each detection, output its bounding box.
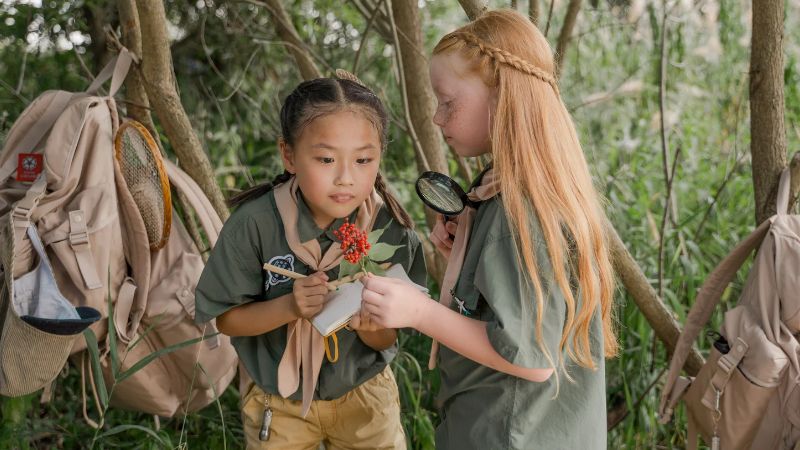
[0,48,237,418]
[659,168,800,449]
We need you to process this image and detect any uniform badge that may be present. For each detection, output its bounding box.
[265,254,295,290]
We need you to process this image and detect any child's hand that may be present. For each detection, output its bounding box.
[430,214,458,259]
[291,271,329,319]
[348,308,384,332]
[361,274,431,329]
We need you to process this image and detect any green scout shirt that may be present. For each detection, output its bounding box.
[435,194,606,450]
[194,188,427,401]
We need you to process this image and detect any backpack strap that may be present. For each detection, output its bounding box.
[0,48,134,185]
[0,91,73,183]
[776,168,792,216]
[658,219,770,422]
[10,175,48,242]
[162,159,223,246]
[659,168,793,421]
[85,47,134,98]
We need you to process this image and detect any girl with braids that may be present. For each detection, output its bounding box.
[361,9,615,449]
[195,75,426,449]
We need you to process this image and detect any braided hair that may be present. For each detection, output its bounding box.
[446,31,559,96]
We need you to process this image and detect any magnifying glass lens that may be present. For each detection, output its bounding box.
[415,172,468,216]
[418,179,461,213]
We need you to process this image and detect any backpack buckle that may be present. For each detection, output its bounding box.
[11,205,33,229]
[69,229,89,247]
[12,204,32,220]
[68,210,90,247]
[68,209,102,290]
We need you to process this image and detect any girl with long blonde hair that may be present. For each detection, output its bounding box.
[361,9,616,448]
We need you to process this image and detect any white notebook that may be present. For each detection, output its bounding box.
[311,264,428,336]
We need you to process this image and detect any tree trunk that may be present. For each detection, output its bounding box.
[389,1,448,176]
[458,0,488,20]
[260,0,323,80]
[750,0,787,224]
[136,0,229,221]
[390,0,450,281]
[530,0,540,26]
[83,4,116,73]
[116,0,157,140]
[554,0,582,77]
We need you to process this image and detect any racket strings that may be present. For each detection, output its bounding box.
[116,121,171,250]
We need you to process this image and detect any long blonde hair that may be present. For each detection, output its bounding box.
[433,9,617,370]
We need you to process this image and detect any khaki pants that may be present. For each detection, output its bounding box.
[241,368,406,450]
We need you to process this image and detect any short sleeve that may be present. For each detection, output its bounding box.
[404,229,428,288]
[474,235,565,369]
[194,214,265,324]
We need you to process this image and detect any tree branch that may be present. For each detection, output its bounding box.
[458,0,488,20]
[352,1,381,74]
[136,0,230,221]
[544,0,555,37]
[529,0,540,26]
[116,0,159,143]
[656,5,672,299]
[255,0,322,80]
[554,0,582,77]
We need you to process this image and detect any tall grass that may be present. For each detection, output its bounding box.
[2,0,800,449]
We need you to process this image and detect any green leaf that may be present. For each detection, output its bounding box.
[368,242,403,262]
[82,328,109,410]
[106,275,119,379]
[116,333,219,383]
[363,259,386,276]
[337,259,362,279]
[367,225,389,245]
[96,424,172,447]
[196,363,227,450]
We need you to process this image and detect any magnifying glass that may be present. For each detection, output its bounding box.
[415,171,477,217]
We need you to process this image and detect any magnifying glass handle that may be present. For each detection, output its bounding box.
[442,214,458,240]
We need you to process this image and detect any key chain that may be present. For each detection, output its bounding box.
[259,393,273,441]
[711,389,721,450]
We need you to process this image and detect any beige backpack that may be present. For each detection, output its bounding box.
[659,169,800,449]
[0,48,237,419]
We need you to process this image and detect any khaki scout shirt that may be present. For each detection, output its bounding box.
[435,196,606,450]
[195,189,427,401]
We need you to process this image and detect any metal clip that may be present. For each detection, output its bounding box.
[259,394,272,441]
[451,289,471,316]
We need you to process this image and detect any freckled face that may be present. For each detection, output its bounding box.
[281,110,381,228]
[430,52,494,157]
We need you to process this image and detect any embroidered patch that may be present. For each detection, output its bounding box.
[16,153,43,182]
[265,254,295,290]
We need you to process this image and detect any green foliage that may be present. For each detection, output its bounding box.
[1,0,799,449]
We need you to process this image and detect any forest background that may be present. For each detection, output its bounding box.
[1,0,798,448]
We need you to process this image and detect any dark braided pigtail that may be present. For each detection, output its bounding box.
[228,170,293,208]
[374,172,413,229]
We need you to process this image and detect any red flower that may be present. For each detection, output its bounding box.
[333,219,371,264]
